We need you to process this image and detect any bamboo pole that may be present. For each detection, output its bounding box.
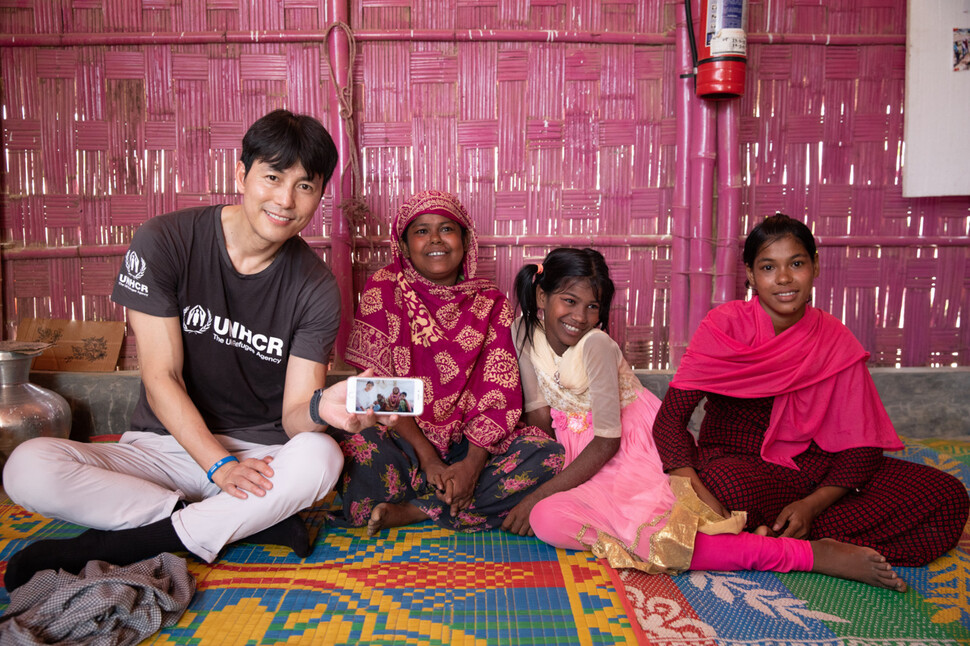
[0,29,673,48]
[687,2,717,341]
[670,3,693,367]
[687,103,716,337]
[0,31,905,49]
[4,236,968,262]
[359,235,675,247]
[714,99,742,306]
[327,4,354,365]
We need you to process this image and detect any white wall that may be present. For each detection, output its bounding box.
[903,0,970,197]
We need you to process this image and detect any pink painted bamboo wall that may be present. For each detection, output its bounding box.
[1,0,968,370]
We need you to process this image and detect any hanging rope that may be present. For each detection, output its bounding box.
[323,21,371,234]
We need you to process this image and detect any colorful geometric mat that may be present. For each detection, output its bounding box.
[609,436,970,645]
[0,499,638,644]
[1,436,967,644]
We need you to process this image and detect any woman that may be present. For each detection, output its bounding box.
[386,387,402,412]
[334,190,564,535]
[653,214,969,567]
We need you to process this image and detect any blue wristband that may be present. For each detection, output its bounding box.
[207,455,239,483]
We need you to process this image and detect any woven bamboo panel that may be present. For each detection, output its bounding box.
[736,1,969,367]
[2,0,969,370]
[350,1,678,368]
[0,1,336,33]
[1,2,339,369]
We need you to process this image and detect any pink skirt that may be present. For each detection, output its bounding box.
[531,389,701,572]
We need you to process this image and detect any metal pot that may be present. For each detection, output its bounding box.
[0,347,71,469]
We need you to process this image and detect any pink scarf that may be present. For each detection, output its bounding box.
[345,190,530,457]
[672,298,902,468]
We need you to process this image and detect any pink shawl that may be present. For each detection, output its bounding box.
[345,190,530,457]
[671,298,902,468]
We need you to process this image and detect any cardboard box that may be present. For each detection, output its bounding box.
[16,318,125,372]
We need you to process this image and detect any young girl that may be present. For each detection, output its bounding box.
[502,247,907,591]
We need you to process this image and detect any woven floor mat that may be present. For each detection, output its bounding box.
[608,436,970,645]
[0,501,638,645]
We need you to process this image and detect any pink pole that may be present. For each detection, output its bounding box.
[670,3,693,368]
[355,29,671,45]
[327,1,354,366]
[687,2,717,342]
[0,235,674,263]
[0,30,905,49]
[0,29,674,48]
[10,233,962,262]
[747,33,904,46]
[359,235,674,247]
[0,245,131,259]
[714,99,742,306]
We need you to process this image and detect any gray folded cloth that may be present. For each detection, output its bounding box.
[0,552,195,646]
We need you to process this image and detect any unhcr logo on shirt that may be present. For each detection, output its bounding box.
[182,305,284,362]
[118,250,150,296]
[182,305,213,334]
[125,250,147,279]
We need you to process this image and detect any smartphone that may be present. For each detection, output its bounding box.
[346,376,424,416]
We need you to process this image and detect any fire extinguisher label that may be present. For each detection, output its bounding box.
[705,0,747,54]
[710,28,746,57]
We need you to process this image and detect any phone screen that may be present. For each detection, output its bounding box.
[347,377,424,416]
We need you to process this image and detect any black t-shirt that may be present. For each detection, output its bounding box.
[111,205,340,444]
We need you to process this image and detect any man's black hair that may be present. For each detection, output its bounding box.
[240,109,338,185]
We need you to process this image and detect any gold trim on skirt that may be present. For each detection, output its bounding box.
[590,475,747,574]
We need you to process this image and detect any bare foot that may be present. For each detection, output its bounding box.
[810,538,907,592]
[367,502,429,537]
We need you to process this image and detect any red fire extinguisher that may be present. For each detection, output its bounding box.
[687,0,748,99]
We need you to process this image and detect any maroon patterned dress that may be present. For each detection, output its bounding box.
[332,191,564,531]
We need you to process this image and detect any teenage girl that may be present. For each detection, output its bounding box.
[653,214,968,567]
[501,247,906,591]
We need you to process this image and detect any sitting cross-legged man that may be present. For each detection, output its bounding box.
[2,110,374,591]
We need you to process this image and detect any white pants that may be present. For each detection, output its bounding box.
[1,431,343,562]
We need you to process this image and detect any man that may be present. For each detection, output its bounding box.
[2,110,371,591]
[355,380,375,413]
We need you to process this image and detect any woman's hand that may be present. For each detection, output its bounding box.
[771,499,819,539]
[772,485,848,538]
[384,415,449,491]
[438,459,482,515]
[212,455,275,499]
[421,456,449,491]
[670,466,730,518]
[502,492,540,536]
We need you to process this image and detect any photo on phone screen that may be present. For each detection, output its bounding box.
[346,376,424,416]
